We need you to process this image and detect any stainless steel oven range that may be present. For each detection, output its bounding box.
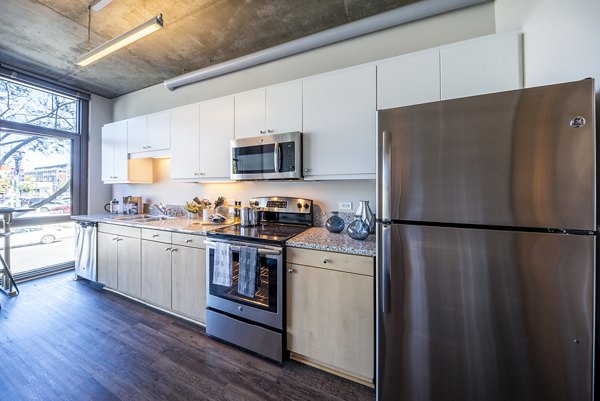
[205,196,313,362]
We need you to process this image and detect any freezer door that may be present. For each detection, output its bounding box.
[377,79,596,230]
[377,223,594,401]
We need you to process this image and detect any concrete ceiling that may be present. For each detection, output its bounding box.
[0,0,423,98]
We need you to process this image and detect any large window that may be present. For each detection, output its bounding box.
[0,70,88,282]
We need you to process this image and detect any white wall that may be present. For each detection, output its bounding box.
[495,0,600,91]
[104,3,495,216]
[88,94,112,213]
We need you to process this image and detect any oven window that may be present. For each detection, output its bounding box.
[232,144,276,174]
[208,248,278,312]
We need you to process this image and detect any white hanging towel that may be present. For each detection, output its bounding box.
[212,242,232,286]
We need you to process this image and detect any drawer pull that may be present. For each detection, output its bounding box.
[152,234,159,238]
[165,247,171,252]
[288,268,295,273]
[322,258,329,264]
[186,239,192,243]
[171,248,178,253]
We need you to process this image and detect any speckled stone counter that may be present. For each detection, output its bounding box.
[72,214,233,235]
[286,227,376,257]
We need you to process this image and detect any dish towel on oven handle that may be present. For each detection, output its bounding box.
[238,246,258,298]
[212,242,232,287]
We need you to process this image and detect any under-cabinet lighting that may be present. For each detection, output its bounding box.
[77,14,163,67]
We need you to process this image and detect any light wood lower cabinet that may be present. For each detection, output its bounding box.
[286,247,374,384]
[97,224,141,298]
[97,224,207,324]
[171,245,206,322]
[141,239,173,310]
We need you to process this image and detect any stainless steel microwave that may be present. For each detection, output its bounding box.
[230,132,303,180]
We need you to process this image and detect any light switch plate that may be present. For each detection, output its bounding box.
[339,201,352,211]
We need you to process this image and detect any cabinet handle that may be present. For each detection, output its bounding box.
[142,145,147,149]
[165,247,171,252]
[267,129,274,133]
[147,145,152,149]
[171,248,178,253]
[186,239,193,243]
[288,268,295,273]
[259,130,266,134]
[322,258,328,264]
[152,234,159,238]
[112,237,118,241]
[194,172,199,176]
[200,172,205,176]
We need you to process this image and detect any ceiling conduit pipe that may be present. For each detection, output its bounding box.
[163,0,488,91]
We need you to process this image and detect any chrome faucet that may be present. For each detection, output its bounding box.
[150,203,168,216]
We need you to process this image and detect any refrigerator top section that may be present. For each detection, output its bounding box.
[377,79,596,231]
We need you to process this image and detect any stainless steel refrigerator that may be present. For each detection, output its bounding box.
[376,79,596,401]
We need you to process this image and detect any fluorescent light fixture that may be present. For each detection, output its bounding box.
[77,14,163,67]
[90,0,113,12]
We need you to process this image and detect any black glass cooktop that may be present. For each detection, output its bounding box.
[208,223,309,245]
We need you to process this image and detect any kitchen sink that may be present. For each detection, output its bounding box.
[107,214,171,222]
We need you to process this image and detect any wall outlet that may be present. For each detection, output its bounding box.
[339,201,353,211]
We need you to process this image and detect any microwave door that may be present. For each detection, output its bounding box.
[233,143,277,178]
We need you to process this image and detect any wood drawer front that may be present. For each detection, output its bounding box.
[172,233,206,249]
[142,228,172,243]
[287,247,373,276]
[98,223,141,238]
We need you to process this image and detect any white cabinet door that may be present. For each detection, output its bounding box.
[127,115,148,153]
[199,96,234,179]
[147,111,170,151]
[265,81,302,134]
[101,123,115,182]
[170,104,201,180]
[377,50,441,110]
[302,64,376,179]
[441,32,522,100]
[234,89,265,139]
[112,120,129,181]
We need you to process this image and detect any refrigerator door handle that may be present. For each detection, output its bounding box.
[381,130,392,223]
[381,224,392,313]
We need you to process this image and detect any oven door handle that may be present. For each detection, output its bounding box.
[204,240,282,256]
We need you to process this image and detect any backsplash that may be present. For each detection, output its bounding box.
[110,158,376,221]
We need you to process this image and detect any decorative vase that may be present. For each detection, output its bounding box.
[355,200,375,234]
[347,216,370,240]
[186,211,199,219]
[325,211,345,233]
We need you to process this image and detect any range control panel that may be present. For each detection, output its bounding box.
[249,196,312,214]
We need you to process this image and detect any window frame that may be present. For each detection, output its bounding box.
[0,68,89,228]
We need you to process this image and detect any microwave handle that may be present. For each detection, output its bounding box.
[274,142,281,173]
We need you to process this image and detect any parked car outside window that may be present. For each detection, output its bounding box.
[0,226,69,248]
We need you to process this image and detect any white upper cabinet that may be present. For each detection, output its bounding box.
[234,81,302,139]
[199,96,234,180]
[126,115,147,153]
[102,120,128,182]
[265,81,302,134]
[234,89,265,139]
[302,64,376,179]
[170,103,201,180]
[147,111,171,151]
[377,50,441,110]
[102,120,152,184]
[440,32,523,100]
[127,112,170,153]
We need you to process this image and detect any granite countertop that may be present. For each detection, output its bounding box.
[72,214,233,235]
[286,227,376,257]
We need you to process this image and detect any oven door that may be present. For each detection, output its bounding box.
[205,239,283,329]
[230,132,302,180]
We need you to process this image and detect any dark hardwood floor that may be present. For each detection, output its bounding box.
[0,272,375,401]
